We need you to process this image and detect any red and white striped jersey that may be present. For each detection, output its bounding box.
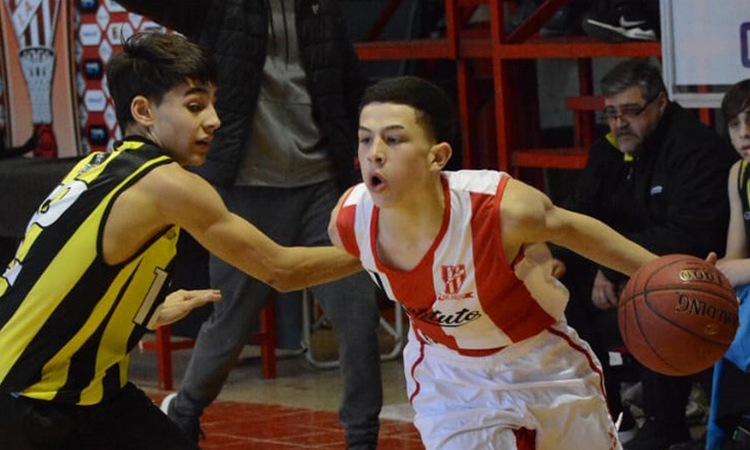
[336,170,570,354]
[4,0,60,47]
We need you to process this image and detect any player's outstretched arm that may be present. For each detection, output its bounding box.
[150,165,363,292]
[501,178,657,277]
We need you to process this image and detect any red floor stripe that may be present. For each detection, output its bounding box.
[147,391,425,449]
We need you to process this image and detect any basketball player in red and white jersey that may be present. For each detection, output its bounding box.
[329,76,658,450]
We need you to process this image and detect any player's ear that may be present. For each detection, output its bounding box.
[656,91,668,114]
[131,95,154,127]
[430,142,452,170]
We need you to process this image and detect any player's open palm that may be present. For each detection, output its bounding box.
[150,289,222,329]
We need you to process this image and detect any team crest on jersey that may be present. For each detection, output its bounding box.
[438,265,474,301]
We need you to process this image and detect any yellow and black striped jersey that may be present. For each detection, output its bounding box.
[0,137,180,405]
[739,160,750,244]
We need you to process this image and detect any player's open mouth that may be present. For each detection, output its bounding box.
[369,174,386,191]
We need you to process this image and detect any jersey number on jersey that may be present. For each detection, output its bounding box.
[133,267,169,329]
[2,180,89,289]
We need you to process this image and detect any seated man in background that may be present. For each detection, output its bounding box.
[553,59,737,450]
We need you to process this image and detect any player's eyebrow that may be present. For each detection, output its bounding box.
[359,124,406,133]
[184,86,210,96]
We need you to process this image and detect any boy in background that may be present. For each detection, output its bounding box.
[710,78,750,450]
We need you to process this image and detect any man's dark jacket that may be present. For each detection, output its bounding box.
[117,0,365,188]
[559,101,737,286]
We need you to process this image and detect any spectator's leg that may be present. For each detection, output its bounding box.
[302,180,383,449]
[168,186,297,440]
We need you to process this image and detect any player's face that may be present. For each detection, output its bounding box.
[728,109,750,160]
[603,85,665,155]
[148,81,221,166]
[358,102,438,206]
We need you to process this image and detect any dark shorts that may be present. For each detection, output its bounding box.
[0,383,199,450]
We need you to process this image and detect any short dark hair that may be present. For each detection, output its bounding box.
[600,59,666,101]
[721,79,750,124]
[106,31,218,131]
[360,76,459,149]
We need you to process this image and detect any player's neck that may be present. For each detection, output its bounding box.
[378,179,445,248]
[376,205,444,272]
[123,124,156,144]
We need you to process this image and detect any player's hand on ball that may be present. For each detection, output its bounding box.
[619,254,738,376]
[705,252,718,266]
[592,270,618,310]
[149,289,222,329]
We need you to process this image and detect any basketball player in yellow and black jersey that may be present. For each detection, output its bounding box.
[0,31,362,450]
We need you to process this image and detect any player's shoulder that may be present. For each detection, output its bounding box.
[731,158,750,186]
[134,161,209,204]
[734,158,747,172]
[340,182,371,207]
[143,160,190,182]
[442,169,509,194]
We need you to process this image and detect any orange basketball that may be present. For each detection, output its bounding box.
[618,254,739,376]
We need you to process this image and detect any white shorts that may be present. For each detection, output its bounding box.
[404,321,621,450]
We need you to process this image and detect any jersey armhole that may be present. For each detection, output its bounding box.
[336,188,361,258]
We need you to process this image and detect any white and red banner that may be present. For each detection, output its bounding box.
[0,0,77,157]
[0,0,165,157]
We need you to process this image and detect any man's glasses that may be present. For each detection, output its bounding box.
[601,94,659,122]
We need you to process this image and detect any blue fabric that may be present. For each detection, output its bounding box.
[708,359,730,450]
[726,284,750,371]
[707,283,750,449]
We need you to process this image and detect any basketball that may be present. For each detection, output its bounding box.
[618,254,739,376]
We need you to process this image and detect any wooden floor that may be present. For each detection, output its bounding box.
[146,391,425,450]
[131,324,423,449]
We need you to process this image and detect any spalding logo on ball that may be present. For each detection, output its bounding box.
[618,254,739,376]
